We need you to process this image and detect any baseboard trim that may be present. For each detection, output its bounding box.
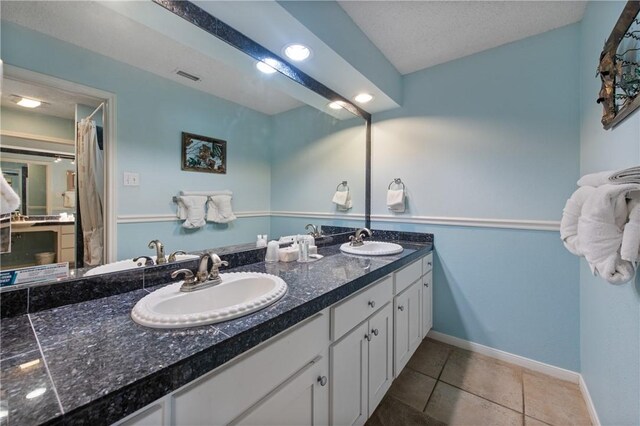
[579,375,601,426]
[427,331,579,382]
[427,331,600,425]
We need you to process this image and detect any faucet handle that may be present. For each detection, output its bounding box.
[168,250,187,263]
[171,268,196,285]
[208,253,229,277]
[133,256,155,267]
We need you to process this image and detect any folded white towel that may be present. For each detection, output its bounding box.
[621,191,640,262]
[609,166,640,185]
[332,190,352,210]
[63,191,76,208]
[207,194,236,223]
[578,166,640,187]
[0,172,20,214]
[177,195,207,229]
[560,186,595,256]
[578,184,637,284]
[387,189,405,213]
[577,171,613,187]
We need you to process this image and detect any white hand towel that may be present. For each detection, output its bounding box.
[387,189,405,213]
[577,171,613,187]
[177,195,207,229]
[332,191,352,210]
[560,186,595,256]
[207,194,236,223]
[0,172,20,214]
[578,184,638,284]
[621,191,640,262]
[63,191,76,208]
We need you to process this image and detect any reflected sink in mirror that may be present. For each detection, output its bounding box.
[10,221,38,229]
[340,241,404,256]
[84,254,199,276]
[131,272,287,328]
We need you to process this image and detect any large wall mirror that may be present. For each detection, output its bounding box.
[0,1,370,284]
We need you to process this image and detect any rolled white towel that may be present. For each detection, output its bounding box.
[0,172,20,214]
[207,194,236,223]
[578,184,637,284]
[332,190,352,210]
[609,166,640,185]
[621,191,640,262]
[387,189,405,213]
[577,170,613,187]
[177,195,207,229]
[560,186,595,256]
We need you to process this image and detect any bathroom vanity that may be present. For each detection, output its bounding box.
[0,230,433,425]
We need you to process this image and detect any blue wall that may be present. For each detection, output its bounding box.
[371,24,582,370]
[579,2,640,424]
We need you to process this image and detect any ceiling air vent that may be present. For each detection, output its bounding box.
[175,70,201,82]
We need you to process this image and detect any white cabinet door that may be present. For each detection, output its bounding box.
[394,280,422,376]
[367,303,393,415]
[330,322,369,426]
[115,402,165,426]
[235,355,329,426]
[422,271,433,338]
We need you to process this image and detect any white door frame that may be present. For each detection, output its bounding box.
[3,64,118,262]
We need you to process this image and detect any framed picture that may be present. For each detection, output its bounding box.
[181,132,227,174]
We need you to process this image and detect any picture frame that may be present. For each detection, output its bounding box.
[181,132,227,174]
[597,1,640,129]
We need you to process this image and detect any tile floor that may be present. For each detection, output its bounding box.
[367,338,591,426]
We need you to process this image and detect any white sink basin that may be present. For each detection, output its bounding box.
[84,254,198,276]
[340,241,404,256]
[131,272,287,328]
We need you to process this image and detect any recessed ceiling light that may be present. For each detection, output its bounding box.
[328,101,345,110]
[284,44,311,61]
[256,58,278,74]
[16,97,41,108]
[354,93,374,104]
[26,387,47,399]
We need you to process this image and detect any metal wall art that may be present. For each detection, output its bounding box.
[597,1,640,129]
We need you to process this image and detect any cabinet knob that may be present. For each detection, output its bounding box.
[424,282,429,287]
[428,262,432,267]
[368,300,376,308]
[317,376,328,386]
[371,328,379,336]
[364,333,372,341]
[397,305,405,311]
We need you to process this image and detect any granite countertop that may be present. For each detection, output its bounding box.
[0,240,432,425]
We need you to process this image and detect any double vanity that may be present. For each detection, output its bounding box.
[0,228,433,425]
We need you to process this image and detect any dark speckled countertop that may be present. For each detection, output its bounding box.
[0,240,432,425]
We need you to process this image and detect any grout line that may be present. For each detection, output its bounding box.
[27,313,65,415]
[421,346,453,412]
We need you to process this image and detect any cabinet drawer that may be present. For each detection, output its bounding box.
[394,259,422,294]
[60,225,74,235]
[60,233,75,248]
[331,276,392,341]
[59,248,74,263]
[422,253,433,274]
[173,312,329,425]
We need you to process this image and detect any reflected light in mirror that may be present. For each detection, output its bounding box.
[283,44,311,61]
[256,58,278,74]
[16,97,41,108]
[26,387,47,399]
[0,409,7,419]
[328,101,345,110]
[19,359,41,370]
[354,93,373,104]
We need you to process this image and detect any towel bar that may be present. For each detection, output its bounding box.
[388,178,405,190]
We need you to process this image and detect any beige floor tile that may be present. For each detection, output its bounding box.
[440,349,523,412]
[366,394,446,426]
[389,368,437,411]
[425,381,523,426]
[407,338,452,379]
[523,371,591,426]
[525,416,550,426]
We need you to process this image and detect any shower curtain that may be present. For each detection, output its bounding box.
[77,118,103,266]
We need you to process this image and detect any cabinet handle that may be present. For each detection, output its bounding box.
[428,262,432,267]
[397,305,405,311]
[317,376,328,386]
[424,282,429,287]
[368,300,376,308]
[371,328,379,336]
[364,333,372,341]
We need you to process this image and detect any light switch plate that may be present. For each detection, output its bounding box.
[123,172,139,186]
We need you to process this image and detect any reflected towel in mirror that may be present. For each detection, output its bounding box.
[177,195,207,228]
[63,190,76,208]
[207,193,236,223]
[0,171,20,214]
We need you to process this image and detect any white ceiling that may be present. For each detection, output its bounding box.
[338,1,587,75]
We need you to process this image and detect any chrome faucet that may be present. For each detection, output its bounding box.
[168,250,187,263]
[148,240,166,264]
[133,255,155,267]
[171,252,229,292]
[349,228,372,247]
[305,224,322,238]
